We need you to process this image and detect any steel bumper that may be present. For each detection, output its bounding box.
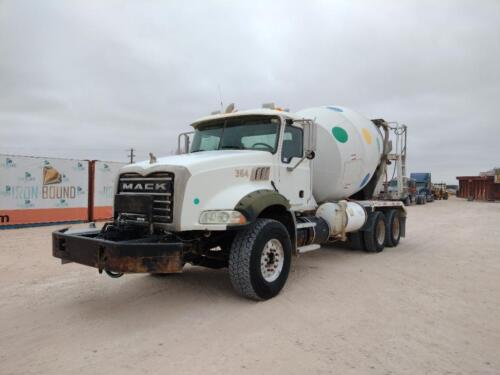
[52,228,185,273]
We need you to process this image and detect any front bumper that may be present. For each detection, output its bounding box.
[52,228,185,273]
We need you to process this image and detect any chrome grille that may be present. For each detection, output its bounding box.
[117,172,174,224]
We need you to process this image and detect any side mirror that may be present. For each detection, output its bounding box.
[303,120,316,156]
[177,131,194,154]
[306,150,315,160]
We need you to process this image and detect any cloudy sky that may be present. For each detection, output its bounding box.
[1,0,499,183]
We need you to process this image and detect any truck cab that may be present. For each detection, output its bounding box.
[113,109,317,232]
[386,177,416,205]
[410,172,434,203]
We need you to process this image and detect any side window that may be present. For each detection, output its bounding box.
[282,125,303,163]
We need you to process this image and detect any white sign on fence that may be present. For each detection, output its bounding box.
[93,161,125,219]
[0,154,89,225]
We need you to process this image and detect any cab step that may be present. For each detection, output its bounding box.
[297,244,321,253]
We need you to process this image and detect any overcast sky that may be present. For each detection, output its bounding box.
[1,0,499,183]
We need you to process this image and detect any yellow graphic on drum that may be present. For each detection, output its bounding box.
[361,128,372,144]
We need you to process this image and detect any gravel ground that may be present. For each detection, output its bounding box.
[1,197,499,375]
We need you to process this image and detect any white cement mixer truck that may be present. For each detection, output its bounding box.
[53,104,407,300]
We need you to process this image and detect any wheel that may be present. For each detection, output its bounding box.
[349,231,365,250]
[384,209,401,247]
[229,219,292,300]
[363,211,386,253]
[403,196,411,206]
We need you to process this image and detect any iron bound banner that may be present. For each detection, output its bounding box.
[0,155,89,226]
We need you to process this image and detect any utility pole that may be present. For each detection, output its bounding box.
[127,148,135,164]
[217,84,223,112]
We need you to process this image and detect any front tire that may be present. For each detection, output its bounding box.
[229,219,292,300]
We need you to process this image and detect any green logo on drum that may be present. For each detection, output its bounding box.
[332,126,348,143]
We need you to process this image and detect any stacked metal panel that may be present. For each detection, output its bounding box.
[92,161,124,220]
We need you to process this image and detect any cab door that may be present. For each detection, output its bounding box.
[276,122,312,209]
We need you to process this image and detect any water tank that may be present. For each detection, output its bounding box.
[295,106,384,202]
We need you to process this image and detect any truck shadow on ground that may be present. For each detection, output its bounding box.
[62,244,365,321]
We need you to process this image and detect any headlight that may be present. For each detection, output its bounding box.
[199,210,247,225]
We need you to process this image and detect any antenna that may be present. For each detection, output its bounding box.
[217,84,223,112]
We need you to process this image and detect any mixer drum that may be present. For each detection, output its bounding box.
[296,106,384,202]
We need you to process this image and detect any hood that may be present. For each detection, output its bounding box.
[119,150,274,175]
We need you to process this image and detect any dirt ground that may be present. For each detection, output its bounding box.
[1,197,499,375]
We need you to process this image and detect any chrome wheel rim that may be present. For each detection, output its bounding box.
[392,217,400,239]
[260,239,284,282]
[376,219,385,246]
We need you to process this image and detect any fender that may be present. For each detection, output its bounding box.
[235,189,291,222]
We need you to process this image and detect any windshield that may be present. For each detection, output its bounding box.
[416,182,426,189]
[191,116,280,153]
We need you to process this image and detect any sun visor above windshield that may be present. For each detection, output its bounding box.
[190,109,302,128]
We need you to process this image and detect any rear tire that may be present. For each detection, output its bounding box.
[229,219,292,300]
[385,209,401,247]
[349,231,365,251]
[363,211,386,253]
